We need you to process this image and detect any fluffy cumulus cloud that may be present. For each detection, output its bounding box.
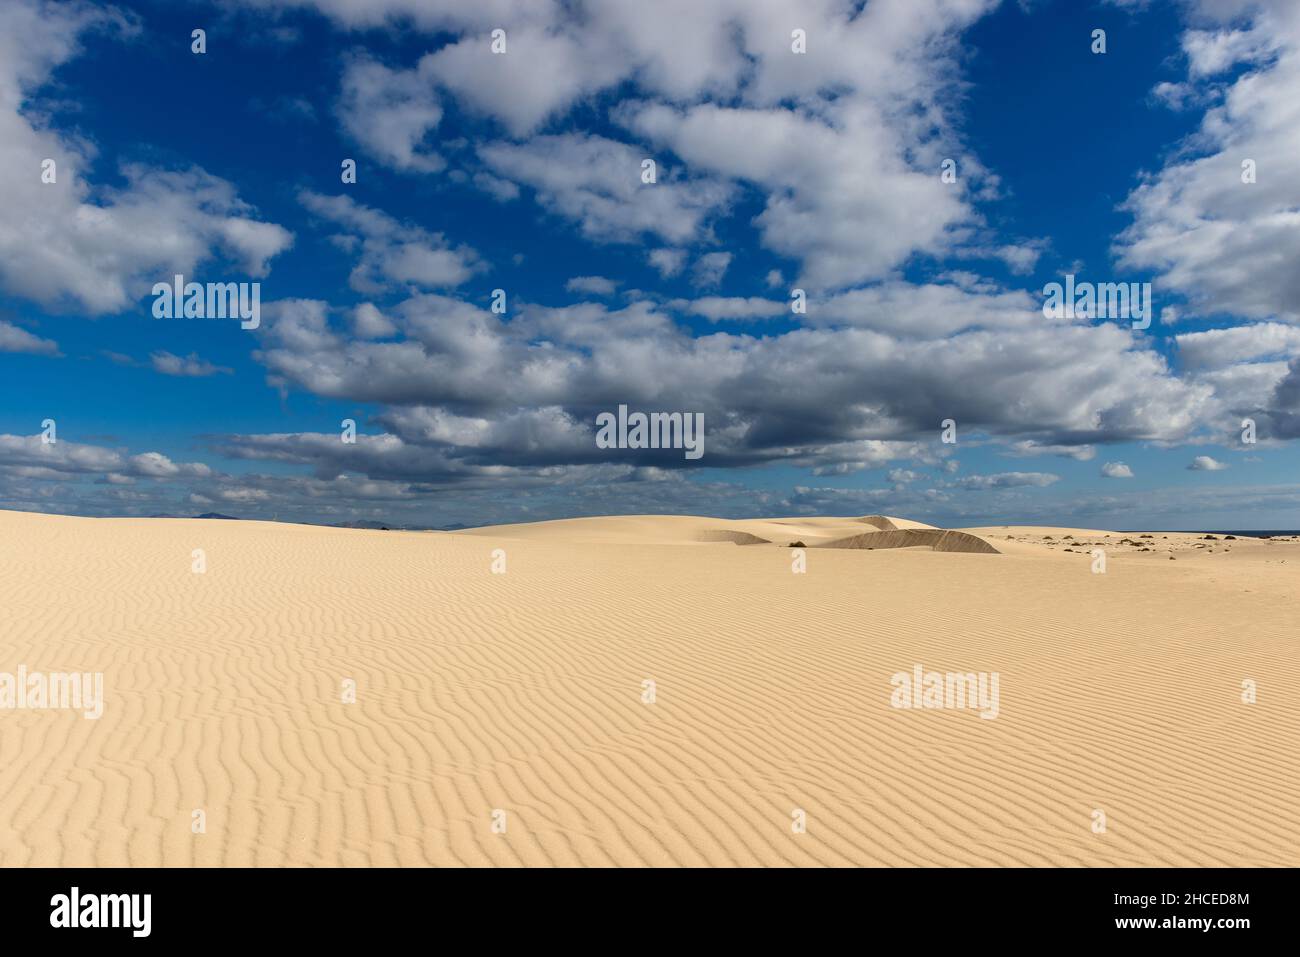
[478,134,735,245]
[337,54,445,172]
[1109,0,1300,444]
[647,248,686,278]
[423,24,625,137]
[1176,324,1300,370]
[229,280,1211,492]
[1117,0,1300,324]
[564,276,619,297]
[299,191,482,292]
[1,0,1295,525]
[681,297,787,322]
[0,433,210,481]
[628,101,972,291]
[0,1,292,315]
[294,0,1000,289]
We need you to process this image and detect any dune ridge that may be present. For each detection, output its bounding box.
[856,515,899,530]
[819,528,1001,554]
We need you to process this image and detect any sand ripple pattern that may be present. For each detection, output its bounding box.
[1,510,1297,866]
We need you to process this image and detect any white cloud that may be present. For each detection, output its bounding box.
[680,297,785,322]
[352,302,397,338]
[0,1,292,314]
[251,0,999,291]
[0,320,59,356]
[647,248,686,278]
[149,351,232,377]
[1150,80,1208,111]
[6,0,1286,524]
[1188,455,1228,471]
[952,471,1060,490]
[424,26,624,136]
[810,281,1044,338]
[1116,2,1300,322]
[232,0,556,32]
[957,240,1047,275]
[247,286,1212,479]
[1182,26,1274,77]
[1101,462,1135,478]
[0,433,210,481]
[337,54,444,172]
[479,134,734,246]
[128,452,212,479]
[471,172,519,202]
[217,487,270,503]
[691,251,732,288]
[1008,441,1096,461]
[1175,323,1300,369]
[629,102,972,290]
[300,191,481,291]
[565,276,620,297]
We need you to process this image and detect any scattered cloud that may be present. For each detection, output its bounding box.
[337,54,444,172]
[148,351,233,378]
[691,251,732,288]
[1116,2,1300,322]
[300,191,482,292]
[479,134,734,246]
[0,1,291,315]
[0,320,59,356]
[647,248,687,278]
[565,276,620,297]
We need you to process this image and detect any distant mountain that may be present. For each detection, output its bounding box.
[328,519,479,531]
[148,514,477,531]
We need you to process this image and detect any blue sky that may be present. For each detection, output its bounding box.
[2,0,1298,529]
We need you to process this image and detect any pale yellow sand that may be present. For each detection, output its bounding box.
[1,508,1297,867]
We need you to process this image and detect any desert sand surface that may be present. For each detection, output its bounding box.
[1,507,1298,867]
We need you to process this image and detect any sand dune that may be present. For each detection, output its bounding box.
[457,513,934,546]
[1,508,1298,867]
[696,529,773,545]
[818,528,1001,554]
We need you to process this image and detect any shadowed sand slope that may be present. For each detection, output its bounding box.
[696,529,772,545]
[2,508,1298,867]
[819,528,1001,554]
